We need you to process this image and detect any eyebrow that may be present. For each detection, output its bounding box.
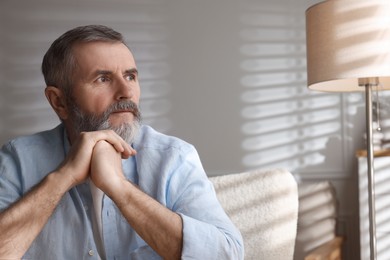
[125,68,138,76]
[93,68,138,77]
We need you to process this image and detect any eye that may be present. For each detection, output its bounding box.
[96,76,111,83]
[125,73,137,81]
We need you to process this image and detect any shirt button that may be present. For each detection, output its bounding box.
[88,249,94,256]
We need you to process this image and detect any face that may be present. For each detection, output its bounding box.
[64,41,141,143]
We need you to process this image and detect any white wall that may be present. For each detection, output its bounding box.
[1,0,371,259]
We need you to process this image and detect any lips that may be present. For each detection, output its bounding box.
[113,110,133,113]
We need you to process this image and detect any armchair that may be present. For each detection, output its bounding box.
[209,168,299,260]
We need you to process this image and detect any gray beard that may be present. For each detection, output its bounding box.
[68,100,141,144]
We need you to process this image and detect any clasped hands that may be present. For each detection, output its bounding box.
[57,129,136,196]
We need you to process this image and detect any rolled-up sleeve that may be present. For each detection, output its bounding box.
[167,147,244,259]
[0,143,23,211]
[180,213,244,259]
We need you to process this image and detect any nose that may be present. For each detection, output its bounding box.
[115,78,133,100]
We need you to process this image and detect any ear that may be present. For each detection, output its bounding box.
[45,86,69,120]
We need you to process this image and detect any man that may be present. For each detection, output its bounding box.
[0,25,244,259]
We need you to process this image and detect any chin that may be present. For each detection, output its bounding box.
[110,113,134,125]
[111,121,140,144]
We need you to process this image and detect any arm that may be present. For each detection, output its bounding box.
[0,130,134,258]
[0,171,73,258]
[90,141,183,259]
[111,180,183,259]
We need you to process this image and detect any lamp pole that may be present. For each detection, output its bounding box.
[361,77,378,260]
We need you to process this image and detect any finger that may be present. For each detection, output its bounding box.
[122,147,137,159]
[95,130,135,156]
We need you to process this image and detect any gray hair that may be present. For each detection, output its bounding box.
[41,25,126,96]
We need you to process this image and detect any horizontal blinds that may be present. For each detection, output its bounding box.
[0,0,171,144]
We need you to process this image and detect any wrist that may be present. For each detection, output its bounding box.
[107,179,135,206]
[48,169,77,192]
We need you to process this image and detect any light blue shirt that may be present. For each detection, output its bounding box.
[0,124,244,259]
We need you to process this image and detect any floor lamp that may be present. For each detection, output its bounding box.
[305,1,390,259]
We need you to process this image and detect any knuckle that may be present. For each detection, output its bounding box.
[79,131,88,138]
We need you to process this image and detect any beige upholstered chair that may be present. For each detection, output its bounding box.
[209,169,299,260]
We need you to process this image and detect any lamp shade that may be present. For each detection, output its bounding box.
[306,0,390,92]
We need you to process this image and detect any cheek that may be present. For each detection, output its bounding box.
[78,94,113,114]
[94,99,113,113]
[134,86,141,102]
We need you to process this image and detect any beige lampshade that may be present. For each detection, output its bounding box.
[306,0,390,92]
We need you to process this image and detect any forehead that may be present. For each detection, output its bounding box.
[72,41,136,72]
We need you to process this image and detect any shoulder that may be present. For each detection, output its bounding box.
[3,124,64,153]
[0,124,65,165]
[134,125,194,153]
[132,125,207,196]
[0,124,66,193]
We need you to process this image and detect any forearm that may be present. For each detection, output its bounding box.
[90,140,182,258]
[0,171,73,258]
[109,180,183,260]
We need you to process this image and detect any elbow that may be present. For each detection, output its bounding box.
[226,232,245,260]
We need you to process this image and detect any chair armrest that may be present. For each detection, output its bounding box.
[304,236,343,260]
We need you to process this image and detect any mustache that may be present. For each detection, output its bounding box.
[104,100,141,120]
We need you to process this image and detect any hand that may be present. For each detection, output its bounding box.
[90,140,132,196]
[57,130,135,187]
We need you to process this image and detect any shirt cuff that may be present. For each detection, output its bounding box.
[179,213,244,259]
